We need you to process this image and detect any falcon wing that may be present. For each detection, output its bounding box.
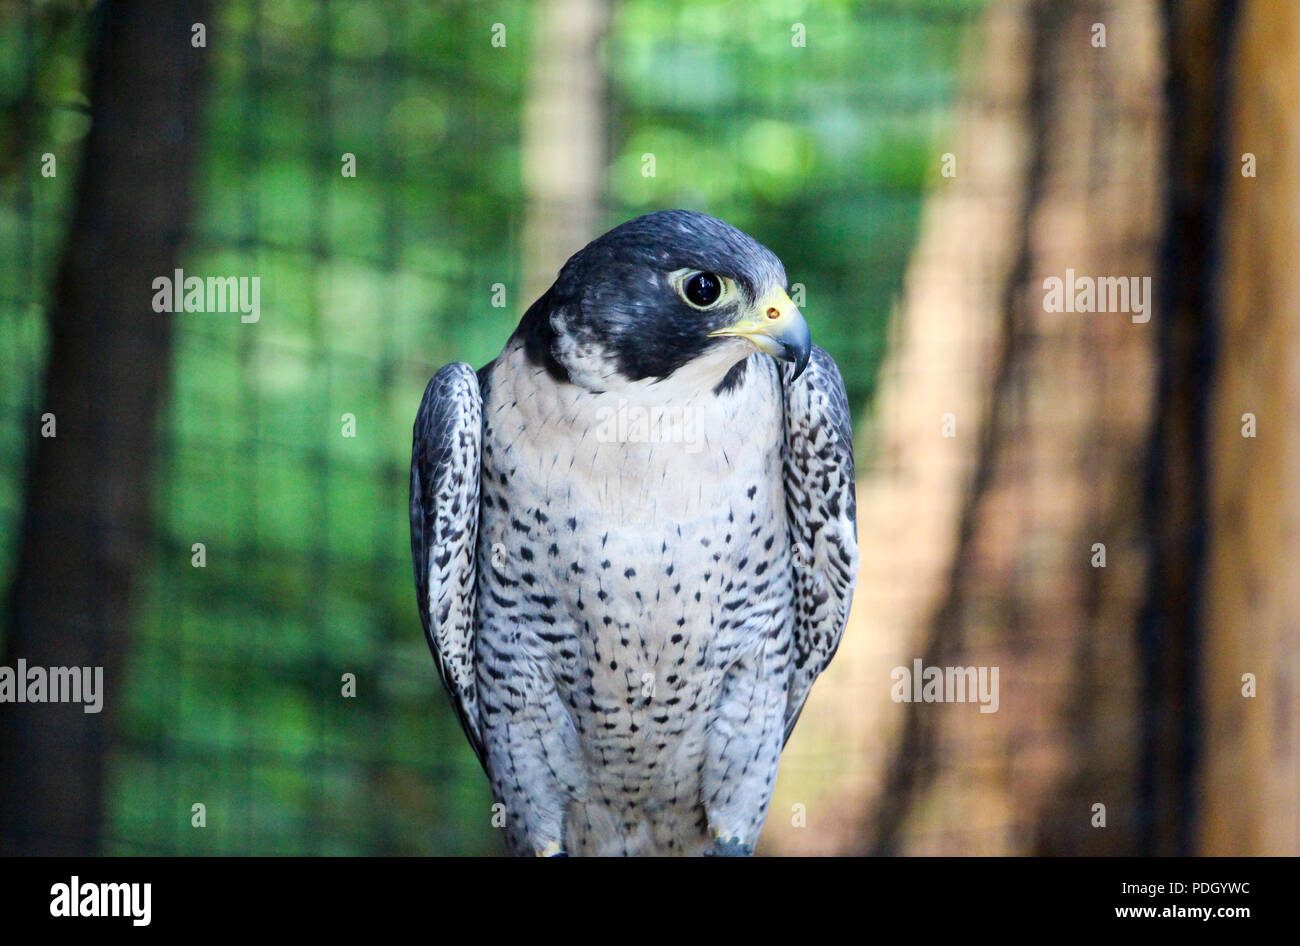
[780,345,859,743]
[410,362,485,765]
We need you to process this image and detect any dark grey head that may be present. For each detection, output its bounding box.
[514,210,810,389]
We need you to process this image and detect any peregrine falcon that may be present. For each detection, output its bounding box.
[410,210,858,856]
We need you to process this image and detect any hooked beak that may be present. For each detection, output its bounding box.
[708,287,812,379]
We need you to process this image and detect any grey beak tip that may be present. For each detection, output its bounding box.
[790,349,810,380]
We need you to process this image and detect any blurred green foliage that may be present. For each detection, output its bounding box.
[0,0,981,854]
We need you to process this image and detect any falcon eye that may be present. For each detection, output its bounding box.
[682,271,723,308]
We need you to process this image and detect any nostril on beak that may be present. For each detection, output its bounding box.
[766,307,781,320]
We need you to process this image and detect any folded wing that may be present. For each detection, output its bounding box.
[781,346,859,742]
[410,362,484,764]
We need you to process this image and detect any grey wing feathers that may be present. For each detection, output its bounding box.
[781,345,859,743]
[410,362,485,765]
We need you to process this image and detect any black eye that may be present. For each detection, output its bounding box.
[683,271,722,308]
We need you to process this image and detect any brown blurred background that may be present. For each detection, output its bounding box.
[771,0,1299,856]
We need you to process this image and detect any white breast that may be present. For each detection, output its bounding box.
[487,339,783,526]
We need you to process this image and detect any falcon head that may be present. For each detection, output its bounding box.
[518,210,811,391]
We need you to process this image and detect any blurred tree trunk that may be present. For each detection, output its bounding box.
[1140,0,1239,857]
[0,1,211,855]
[520,0,610,303]
[1202,0,1300,855]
